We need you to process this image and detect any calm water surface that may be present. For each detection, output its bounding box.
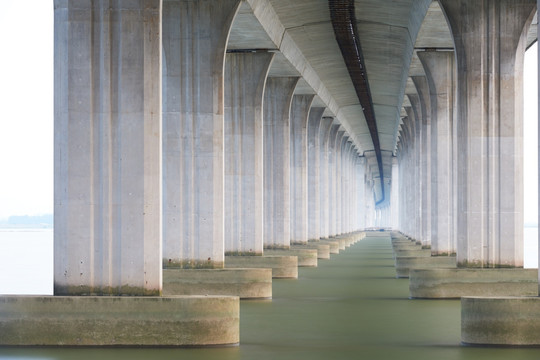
[1,230,540,360]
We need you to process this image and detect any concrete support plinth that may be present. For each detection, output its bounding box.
[224,52,274,256]
[410,269,537,299]
[394,256,457,278]
[318,239,340,254]
[0,296,239,346]
[163,268,272,299]
[291,243,330,260]
[462,297,540,346]
[393,249,431,258]
[225,256,298,279]
[264,77,299,249]
[264,249,317,267]
[163,0,242,268]
[392,243,422,251]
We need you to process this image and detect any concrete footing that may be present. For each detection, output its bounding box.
[0,295,239,346]
[462,297,540,346]
[292,243,330,260]
[225,255,298,279]
[392,243,423,251]
[163,268,272,299]
[319,239,340,254]
[409,268,537,299]
[333,237,347,250]
[394,256,457,278]
[394,248,431,258]
[264,249,317,267]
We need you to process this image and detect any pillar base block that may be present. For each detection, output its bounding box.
[317,239,340,254]
[394,256,457,278]
[0,295,239,346]
[409,268,537,299]
[225,255,298,279]
[263,249,317,267]
[462,296,540,346]
[163,268,272,299]
[292,243,330,259]
[393,249,432,258]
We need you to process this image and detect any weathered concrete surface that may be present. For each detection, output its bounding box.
[394,256,457,278]
[439,0,535,267]
[319,239,340,254]
[418,50,456,257]
[462,297,540,346]
[409,269,537,299]
[291,243,330,260]
[54,1,162,295]
[412,76,432,249]
[392,243,423,252]
[290,95,315,244]
[264,249,318,267]
[224,52,274,256]
[307,108,325,241]
[393,248,431,258]
[163,268,272,299]
[163,0,242,268]
[264,77,299,249]
[318,117,335,240]
[225,255,298,279]
[0,296,239,346]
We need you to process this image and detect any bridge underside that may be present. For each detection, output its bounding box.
[2,0,540,348]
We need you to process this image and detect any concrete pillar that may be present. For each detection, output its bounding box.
[318,117,334,239]
[412,76,432,247]
[418,50,456,256]
[290,95,315,244]
[163,0,241,268]
[54,1,162,295]
[307,108,325,241]
[328,125,341,236]
[264,77,299,249]
[365,170,376,228]
[391,157,399,230]
[405,103,421,241]
[357,157,366,230]
[334,131,346,235]
[337,135,349,234]
[440,0,534,267]
[344,145,354,233]
[224,52,274,256]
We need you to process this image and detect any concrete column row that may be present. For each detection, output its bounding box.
[54,0,369,296]
[395,0,534,268]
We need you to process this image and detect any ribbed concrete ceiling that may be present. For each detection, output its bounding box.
[228,0,537,204]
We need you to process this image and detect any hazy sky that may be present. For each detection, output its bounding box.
[0,0,53,219]
[0,1,537,224]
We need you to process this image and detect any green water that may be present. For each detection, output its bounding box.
[1,234,540,360]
